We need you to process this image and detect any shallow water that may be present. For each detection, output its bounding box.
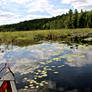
[0,43,92,92]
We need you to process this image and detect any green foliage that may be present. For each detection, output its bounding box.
[79,11,87,28]
[0,9,92,31]
[68,9,73,28]
[73,9,78,28]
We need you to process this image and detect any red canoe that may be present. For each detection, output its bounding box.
[0,63,17,92]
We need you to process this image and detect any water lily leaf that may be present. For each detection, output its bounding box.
[37,70,41,72]
[25,86,28,89]
[42,74,48,77]
[24,78,27,80]
[40,62,46,65]
[29,84,33,87]
[30,86,35,88]
[67,59,74,62]
[38,76,43,78]
[51,66,56,68]
[30,81,33,83]
[23,89,27,90]
[45,66,49,68]
[46,68,52,71]
[27,79,31,82]
[58,65,64,68]
[35,73,39,75]
[53,72,59,74]
[47,60,52,63]
[34,77,37,79]
[53,58,59,61]
[36,86,39,88]
[40,83,44,86]
[44,82,48,85]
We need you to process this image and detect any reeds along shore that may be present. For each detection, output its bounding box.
[0,28,92,45]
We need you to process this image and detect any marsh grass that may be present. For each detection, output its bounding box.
[0,28,92,46]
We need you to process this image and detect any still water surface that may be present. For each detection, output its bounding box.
[0,43,92,92]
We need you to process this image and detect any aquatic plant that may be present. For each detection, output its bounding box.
[0,28,91,46]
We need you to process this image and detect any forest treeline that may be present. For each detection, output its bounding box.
[0,9,92,32]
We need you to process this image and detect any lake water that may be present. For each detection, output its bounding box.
[0,42,92,92]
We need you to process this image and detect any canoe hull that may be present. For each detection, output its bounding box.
[0,72,17,92]
[0,81,12,92]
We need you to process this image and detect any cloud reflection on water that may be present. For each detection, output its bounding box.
[0,43,92,91]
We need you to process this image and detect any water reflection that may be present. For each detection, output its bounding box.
[0,43,92,92]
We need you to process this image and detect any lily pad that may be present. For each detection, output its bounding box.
[25,86,28,89]
[53,72,59,74]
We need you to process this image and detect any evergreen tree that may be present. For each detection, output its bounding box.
[87,13,92,28]
[79,12,87,28]
[68,9,73,28]
[73,9,78,28]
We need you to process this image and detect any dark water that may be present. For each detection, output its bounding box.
[0,43,92,92]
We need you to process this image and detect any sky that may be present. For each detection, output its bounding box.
[0,0,92,25]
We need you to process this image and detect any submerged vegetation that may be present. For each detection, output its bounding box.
[0,28,92,45]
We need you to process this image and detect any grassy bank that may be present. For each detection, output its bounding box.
[0,28,92,46]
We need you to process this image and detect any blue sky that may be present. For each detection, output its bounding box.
[0,0,92,25]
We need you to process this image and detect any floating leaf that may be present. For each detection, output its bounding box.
[40,62,46,65]
[42,74,48,77]
[30,81,33,83]
[25,86,28,89]
[34,77,37,79]
[67,59,74,62]
[42,81,46,83]
[30,86,35,88]
[51,66,56,68]
[47,60,52,63]
[27,79,31,82]
[58,65,64,68]
[40,83,44,86]
[23,72,28,75]
[45,66,49,68]
[53,72,59,74]
[29,84,33,87]
[36,86,39,88]
[53,58,59,61]
[37,70,41,72]
[46,68,52,71]
[23,89,27,90]
[44,82,48,85]
[35,73,39,75]
[24,78,27,80]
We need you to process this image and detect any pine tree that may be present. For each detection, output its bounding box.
[79,10,86,28]
[73,9,78,28]
[68,9,73,28]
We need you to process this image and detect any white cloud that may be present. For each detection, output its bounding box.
[0,11,51,25]
[27,0,68,16]
[28,0,49,12]
[0,0,7,9]
[45,8,69,16]
[0,11,20,25]
[0,0,69,25]
[0,0,91,25]
[8,0,30,4]
[0,11,15,18]
[24,14,51,20]
[62,0,92,11]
